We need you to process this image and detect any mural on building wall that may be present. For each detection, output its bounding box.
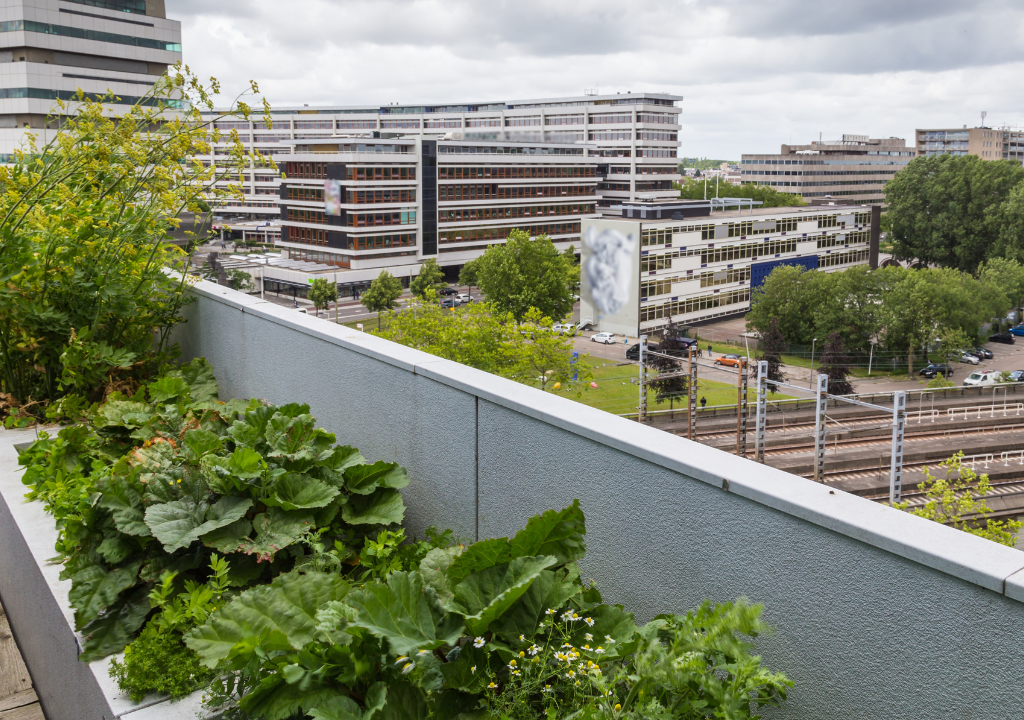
[584,225,636,316]
[324,180,342,216]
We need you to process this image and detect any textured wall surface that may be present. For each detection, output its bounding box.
[170,281,1024,718]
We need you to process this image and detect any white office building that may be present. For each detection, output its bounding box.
[0,0,182,161]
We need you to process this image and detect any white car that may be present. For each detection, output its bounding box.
[957,351,980,365]
[455,293,473,304]
[591,332,616,344]
[552,322,576,336]
[964,370,1002,387]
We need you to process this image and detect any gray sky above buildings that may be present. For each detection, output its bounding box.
[170,0,1024,160]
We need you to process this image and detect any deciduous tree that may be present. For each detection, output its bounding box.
[756,318,786,392]
[817,332,854,396]
[308,277,337,318]
[362,269,404,329]
[410,257,446,299]
[458,259,480,300]
[676,178,806,207]
[475,230,576,321]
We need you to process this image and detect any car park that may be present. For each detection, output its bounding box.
[990,331,1016,344]
[964,370,1003,387]
[970,347,994,359]
[957,350,980,365]
[714,353,745,368]
[919,363,954,379]
[591,332,616,344]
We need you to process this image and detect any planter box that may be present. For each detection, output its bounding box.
[0,428,209,720]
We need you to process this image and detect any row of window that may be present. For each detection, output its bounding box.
[637,131,678,141]
[818,230,870,248]
[641,278,673,297]
[640,289,751,322]
[726,218,800,238]
[439,184,595,200]
[349,210,417,227]
[820,249,870,268]
[700,239,798,264]
[285,249,349,268]
[742,169,898,176]
[440,203,594,222]
[287,226,330,245]
[440,221,581,244]
[352,233,417,250]
[697,267,751,288]
[0,19,181,52]
[347,188,418,204]
[285,163,420,181]
[438,166,598,179]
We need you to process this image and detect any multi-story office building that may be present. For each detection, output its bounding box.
[740,135,913,205]
[274,136,601,276]
[916,126,1024,165]
[198,92,682,222]
[580,201,879,337]
[0,0,182,161]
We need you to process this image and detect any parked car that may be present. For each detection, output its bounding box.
[957,350,980,365]
[919,363,954,379]
[440,297,459,309]
[552,322,576,336]
[970,346,994,359]
[964,370,1002,387]
[990,331,1016,344]
[437,287,458,297]
[714,354,745,368]
[591,332,617,344]
[455,293,473,304]
[1010,325,1024,336]
[626,342,660,361]
[1008,370,1024,383]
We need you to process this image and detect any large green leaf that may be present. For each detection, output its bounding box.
[201,517,253,553]
[345,571,464,657]
[343,461,409,495]
[342,489,405,526]
[147,376,190,404]
[491,564,581,643]
[267,472,339,510]
[98,480,150,536]
[439,644,487,694]
[200,447,266,495]
[181,428,223,464]
[236,506,313,562]
[420,545,464,607]
[185,570,349,667]
[380,681,429,720]
[565,603,638,659]
[315,446,366,487]
[265,413,336,464]
[78,586,151,661]
[145,496,252,552]
[167,357,219,403]
[93,399,152,430]
[97,536,136,565]
[508,500,586,566]
[239,674,338,720]
[447,556,557,636]
[229,405,277,448]
[68,560,142,629]
[309,683,386,720]
[446,538,512,583]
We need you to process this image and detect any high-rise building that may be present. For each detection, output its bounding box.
[199,93,682,222]
[580,200,879,336]
[915,126,1024,165]
[740,135,913,205]
[0,0,182,161]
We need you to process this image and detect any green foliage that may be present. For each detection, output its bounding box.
[18,357,408,662]
[675,177,806,207]
[227,269,256,294]
[187,499,788,720]
[0,65,273,423]
[458,259,480,293]
[647,321,690,404]
[817,332,854,396]
[362,270,404,329]
[679,159,738,171]
[757,317,786,392]
[475,230,577,321]
[309,278,339,317]
[884,155,1024,271]
[375,300,594,394]
[895,453,1023,546]
[410,258,446,299]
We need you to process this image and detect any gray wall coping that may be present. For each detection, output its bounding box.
[188,280,1024,599]
[0,428,208,720]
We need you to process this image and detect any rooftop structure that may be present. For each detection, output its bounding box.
[916,125,1024,165]
[741,135,913,206]
[0,0,182,161]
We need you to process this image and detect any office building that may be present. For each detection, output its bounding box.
[0,0,182,161]
[580,200,879,337]
[273,135,602,277]
[916,126,1024,165]
[740,135,913,205]
[199,92,682,223]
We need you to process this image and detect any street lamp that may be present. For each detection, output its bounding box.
[809,337,818,389]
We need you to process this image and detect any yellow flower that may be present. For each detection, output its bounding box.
[518,651,525,657]
[614,704,622,711]
[508,658,516,667]
[488,682,497,689]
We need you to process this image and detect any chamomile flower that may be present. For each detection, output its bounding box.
[554,651,568,662]
[417,649,431,656]
[401,663,415,674]
[546,608,556,615]
[561,643,574,649]
[528,644,541,656]
[473,636,486,648]
[606,691,613,696]
[518,651,525,658]
[614,704,622,711]
[583,644,591,650]
[605,635,616,643]
[561,610,575,622]
[470,666,476,674]
[488,682,497,689]
[566,670,576,678]
[584,617,594,626]
[543,684,553,693]
[508,659,517,668]
[519,634,526,642]
[595,647,605,654]
[395,656,409,664]
[585,633,594,641]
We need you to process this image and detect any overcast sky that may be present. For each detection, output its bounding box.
[169,0,1024,160]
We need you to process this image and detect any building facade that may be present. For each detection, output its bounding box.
[275,136,602,273]
[916,126,1024,165]
[198,92,682,222]
[740,135,913,205]
[0,0,182,161]
[580,202,879,337]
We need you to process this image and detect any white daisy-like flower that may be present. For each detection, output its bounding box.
[417,649,430,656]
[512,669,521,676]
[585,633,594,641]
[519,634,525,642]
[473,636,486,648]
[528,644,541,656]
[545,608,556,615]
[566,670,576,678]
[595,647,605,654]
[605,635,616,644]
[488,682,497,689]
[401,663,415,674]
[584,617,594,627]
[471,666,476,674]
[394,656,409,664]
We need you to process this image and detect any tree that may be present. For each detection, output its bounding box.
[675,178,806,208]
[817,332,854,396]
[475,230,576,321]
[410,257,446,299]
[756,318,786,393]
[227,269,255,294]
[458,259,480,300]
[0,65,271,420]
[362,269,403,329]
[894,453,1022,546]
[884,155,1024,271]
[308,277,337,318]
[977,257,1024,326]
[992,182,1024,263]
[648,321,690,414]
[745,265,822,346]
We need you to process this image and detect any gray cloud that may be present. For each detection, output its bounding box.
[166,0,1024,158]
